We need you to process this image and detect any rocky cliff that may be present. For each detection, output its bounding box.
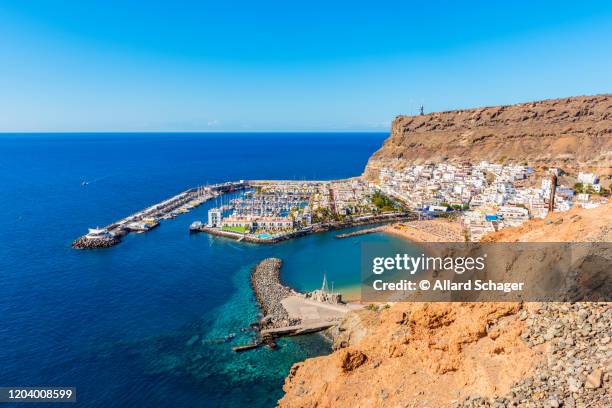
[364,94,612,180]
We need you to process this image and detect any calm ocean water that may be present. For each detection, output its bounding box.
[0,133,411,407]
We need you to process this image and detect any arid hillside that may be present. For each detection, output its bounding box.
[364,95,612,180]
[482,200,611,243]
[279,203,612,407]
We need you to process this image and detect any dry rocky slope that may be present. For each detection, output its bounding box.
[279,203,611,408]
[364,94,612,180]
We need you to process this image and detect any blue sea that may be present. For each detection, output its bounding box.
[0,133,411,407]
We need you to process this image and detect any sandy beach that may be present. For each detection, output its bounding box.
[381,219,465,242]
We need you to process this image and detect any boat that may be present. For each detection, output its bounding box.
[127,218,159,233]
[85,227,113,240]
[189,221,203,232]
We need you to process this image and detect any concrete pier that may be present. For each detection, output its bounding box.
[72,180,248,249]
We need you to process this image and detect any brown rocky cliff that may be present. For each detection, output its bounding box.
[364,94,612,180]
[279,302,536,408]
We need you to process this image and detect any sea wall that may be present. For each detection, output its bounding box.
[250,258,300,329]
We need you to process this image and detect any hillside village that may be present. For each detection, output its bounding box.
[376,162,607,241]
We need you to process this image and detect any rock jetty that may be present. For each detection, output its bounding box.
[71,236,120,249]
[251,258,300,329]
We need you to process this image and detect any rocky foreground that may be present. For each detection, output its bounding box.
[251,258,300,329]
[280,302,611,408]
[279,203,611,407]
[462,302,611,407]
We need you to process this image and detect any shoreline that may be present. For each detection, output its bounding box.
[198,212,415,244]
[380,218,466,243]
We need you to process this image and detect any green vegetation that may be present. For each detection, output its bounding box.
[365,303,379,311]
[371,191,399,212]
[222,225,249,233]
[575,182,607,196]
[312,207,336,223]
[449,203,470,210]
[364,303,390,312]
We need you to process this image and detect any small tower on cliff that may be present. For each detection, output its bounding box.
[419,105,424,116]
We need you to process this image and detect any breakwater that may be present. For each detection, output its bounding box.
[71,236,120,249]
[250,258,299,330]
[335,226,383,239]
[233,257,359,352]
[72,180,247,249]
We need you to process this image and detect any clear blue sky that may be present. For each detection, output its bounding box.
[0,1,610,132]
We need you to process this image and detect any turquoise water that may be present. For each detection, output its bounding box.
[0,133,413,407]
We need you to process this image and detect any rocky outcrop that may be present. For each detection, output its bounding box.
[364,94,612,180]
[280,302,536,407]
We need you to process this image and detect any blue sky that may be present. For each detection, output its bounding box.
[0,1,610,132]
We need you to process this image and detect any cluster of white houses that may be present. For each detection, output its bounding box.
[378,162,605,241]
[209,212,296,231]
[328,179,379,216]
[207,204,305,232]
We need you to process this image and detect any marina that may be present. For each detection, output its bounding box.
[73,178,411,249]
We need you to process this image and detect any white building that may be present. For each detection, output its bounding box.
[207,208,222,227]
[577,172,599,185]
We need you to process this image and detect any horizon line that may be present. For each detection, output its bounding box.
[0,130,390,134]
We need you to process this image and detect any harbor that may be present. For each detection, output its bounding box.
[74,178,412,249]
[191,178,413,243]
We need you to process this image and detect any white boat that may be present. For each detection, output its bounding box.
[127,218,159,233]
[189,221,203,232]
[85,227,113,239]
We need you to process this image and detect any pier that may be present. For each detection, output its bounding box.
[335,225,384,239]
[72,180,248,249]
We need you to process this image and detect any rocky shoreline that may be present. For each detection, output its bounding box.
[250,258,300,330]
[71,236,120,249]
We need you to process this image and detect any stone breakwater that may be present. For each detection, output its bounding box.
[250,258,300,329]
[71,236,119,249]
[460,302,612,408]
